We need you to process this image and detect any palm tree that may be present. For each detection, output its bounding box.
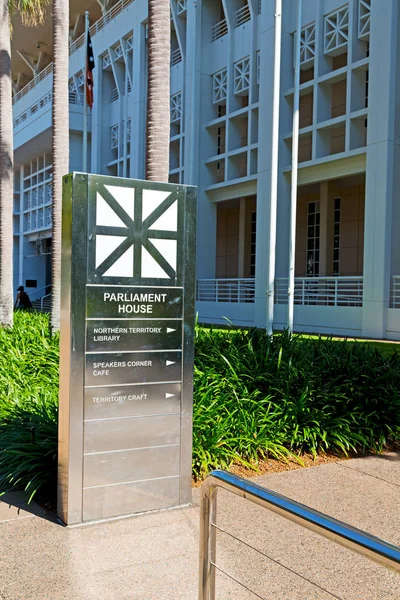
[146,0,171,182]
[51,0,69,331]
[0,0,49,328]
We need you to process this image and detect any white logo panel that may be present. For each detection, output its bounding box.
[94,183,179,281]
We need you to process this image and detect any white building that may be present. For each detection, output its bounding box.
[10,0,400,339]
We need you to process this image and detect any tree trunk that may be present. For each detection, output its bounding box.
[51,0,69,331]
[146,0,171,182]
[0,0,14,328]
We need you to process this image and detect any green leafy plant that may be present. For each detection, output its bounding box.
[1,314,400,501]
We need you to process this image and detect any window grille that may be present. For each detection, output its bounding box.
[300,23,316,68]
[234,57,250,95]
[111,124,119,150]
[171,92,182,123]
[324,6,349,56]
[113,44,123,60]
[306,201,320,276]
[358,0,371,41]
[103,52,111,69]
[125,35,133,51]
[77,72,85,87]
[213,69,228,104]
[177,0,187,15]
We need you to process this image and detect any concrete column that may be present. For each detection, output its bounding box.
[362,0,399,338]
[183,0,201,186]
[254,0,280,327]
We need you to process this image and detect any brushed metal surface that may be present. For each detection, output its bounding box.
[84,383,182,420]
[86,318,183,352]
[83,444,180,488]
[59,175,196,524]
[58,174,88,525]
[86,286,183,319]
[83,475,180,521]
[83,414,181,454]
[85,351,182,386]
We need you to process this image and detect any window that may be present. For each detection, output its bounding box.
[306,201,320,276]
[234,57,250,95]
[250,211,256,277]
[256,51,260,85]
[333,198,341,275]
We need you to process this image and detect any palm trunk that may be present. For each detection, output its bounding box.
[51,0,69,331]
[0,0,14,328]
[146,0,171,182]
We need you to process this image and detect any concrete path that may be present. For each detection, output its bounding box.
[0,453,399,600]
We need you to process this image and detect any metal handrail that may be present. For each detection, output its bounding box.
[198,470,400,599]
[40,293,52,311]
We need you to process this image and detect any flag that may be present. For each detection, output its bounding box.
[86,31,95,109]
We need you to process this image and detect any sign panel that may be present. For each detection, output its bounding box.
[58,174,196,524]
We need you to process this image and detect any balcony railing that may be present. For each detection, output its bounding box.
[235,4,251,28]
[212,19,228,42]
[13,91,52,128]
[390,276,400,308]
[13,0,135,106]
[171,47,183,66]
[275,277,364,307]
[197,278,255,303]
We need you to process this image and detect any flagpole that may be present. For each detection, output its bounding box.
[83,10,89,173]
[288,0,302,333]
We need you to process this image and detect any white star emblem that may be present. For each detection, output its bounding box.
[94,184,178,280]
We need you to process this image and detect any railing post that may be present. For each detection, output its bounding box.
[199,484,217,600]
[215,280,219,303]
[302,278,305,306]
[334,278,338,307]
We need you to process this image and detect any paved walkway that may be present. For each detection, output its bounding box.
[0,453,399,600]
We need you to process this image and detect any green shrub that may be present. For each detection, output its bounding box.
[1,315,400,500]
[0,312,59,501]
[192,328,400,478]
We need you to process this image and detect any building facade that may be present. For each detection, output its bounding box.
[11,0,400,338]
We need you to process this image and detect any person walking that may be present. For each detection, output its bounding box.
[14,286,32,310]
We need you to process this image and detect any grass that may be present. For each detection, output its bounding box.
[0,313,399,501]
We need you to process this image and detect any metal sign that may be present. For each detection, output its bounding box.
[58,174,196,525]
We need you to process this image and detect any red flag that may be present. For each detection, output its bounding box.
[86,31,95,109]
